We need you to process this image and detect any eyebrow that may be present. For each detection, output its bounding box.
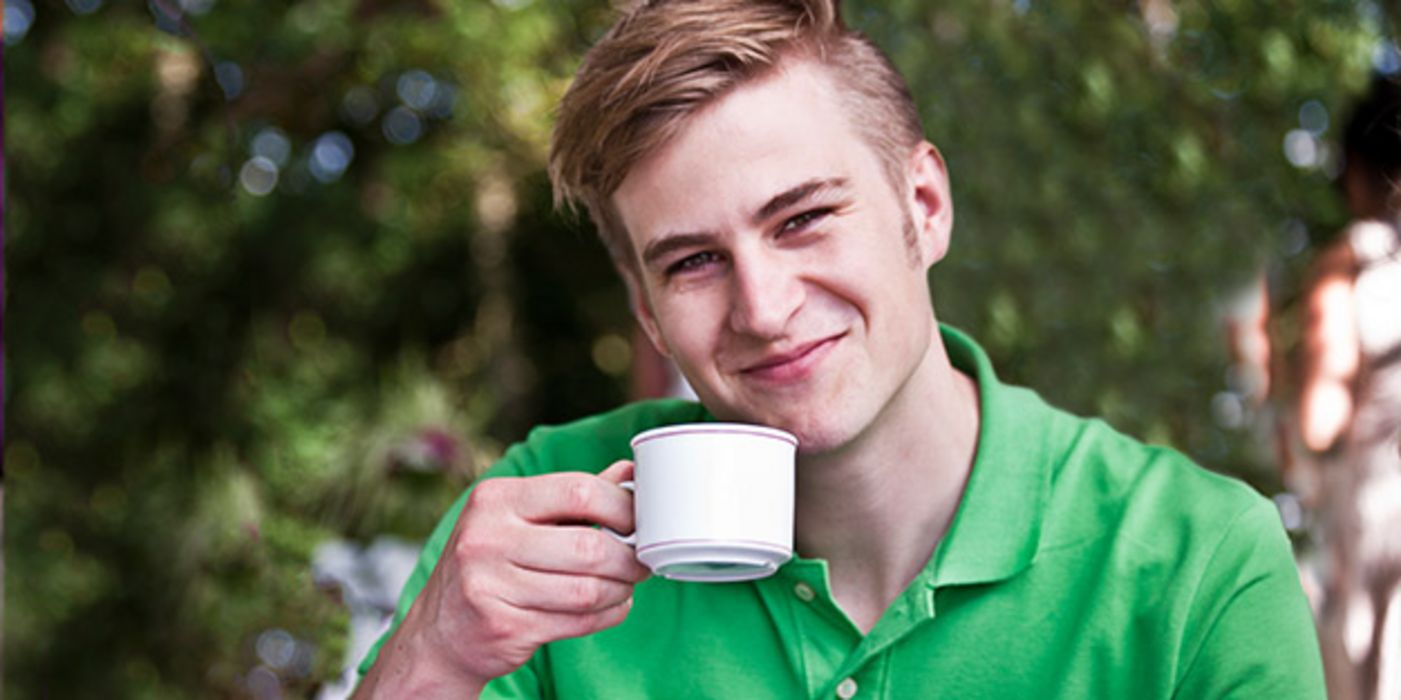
[641,232,718,270]
[752,177,849,225]
[640,177,850,270]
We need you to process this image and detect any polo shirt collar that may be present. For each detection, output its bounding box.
[929,324,1052,588]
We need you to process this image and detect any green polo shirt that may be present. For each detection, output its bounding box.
[360,326,1324,698]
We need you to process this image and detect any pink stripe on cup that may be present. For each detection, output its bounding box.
[635,538,791,556]
[630,423,798,449]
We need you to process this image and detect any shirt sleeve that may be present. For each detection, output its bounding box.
[1172,497,1326,699]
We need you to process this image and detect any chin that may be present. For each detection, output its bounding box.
[792,432,856,457]
[701,394,862,454]
[763,417,857,457]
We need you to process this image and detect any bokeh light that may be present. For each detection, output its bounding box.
[5,0,36,44]
[255,629,299,672]
[252,128,292,167]
[591,334,632,376]
[1283,129,1320,169]
[309,131,355,184]
[427,84,457,120]
[239,156,280,196]
[382,106,423,145]
[340,86,379,127]
[251,128,293,168]
[396,70,439,112]
[1211,391,1244,430]
[245,665,281,700]
[65,0,103,15]
[147,0,185,35]
[1298,100,1329,136]
[215,61,244,100]
[1280,218,1311,258]
[1373,40,1401,76]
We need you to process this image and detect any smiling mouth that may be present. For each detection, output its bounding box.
[739,333,845,382]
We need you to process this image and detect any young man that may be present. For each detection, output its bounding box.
[355,1,1325,697]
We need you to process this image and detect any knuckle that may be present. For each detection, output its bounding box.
[453,526,494,562]
[558,613,602,640]
[475,607,519,644]
[467,479,507,510]
[457,571,493,607]
[595,600,632,631]
[562,478,595,513]
[461,588,519,641]
[573,529,609,567]
[566,578,605,610]
[626,561,652,583]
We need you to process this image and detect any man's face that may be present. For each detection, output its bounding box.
[612,60,953,454]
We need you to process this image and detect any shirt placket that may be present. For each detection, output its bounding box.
[822,572,939,699]
[761,561,939,700]
[758,560,860,698]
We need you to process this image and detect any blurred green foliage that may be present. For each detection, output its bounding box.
[3,0,1392,696]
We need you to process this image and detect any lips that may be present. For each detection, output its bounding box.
[739,332,845,383]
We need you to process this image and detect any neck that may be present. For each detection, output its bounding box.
[792,324,980,632]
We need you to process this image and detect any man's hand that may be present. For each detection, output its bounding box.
[354,461,649,698]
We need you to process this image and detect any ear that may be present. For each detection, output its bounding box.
[906,141,955,269]
[622,267,672,359]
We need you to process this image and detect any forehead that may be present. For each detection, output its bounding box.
[612,60,879,239]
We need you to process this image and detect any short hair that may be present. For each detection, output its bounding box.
[548,0,925,271]
[1343,74,1401,188]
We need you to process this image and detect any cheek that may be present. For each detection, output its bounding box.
[826,253,931,341]
[821,240,910,300]
[653,296,724,356]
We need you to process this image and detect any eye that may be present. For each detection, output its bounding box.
[665,250,723,277]
[781,207,833,234]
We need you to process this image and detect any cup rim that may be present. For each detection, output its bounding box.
[630,422,798,449]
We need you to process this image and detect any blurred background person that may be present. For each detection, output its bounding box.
[1296,74,1401,700]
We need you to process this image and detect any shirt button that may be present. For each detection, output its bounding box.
[793,582,816,602]
[835,677,858,698]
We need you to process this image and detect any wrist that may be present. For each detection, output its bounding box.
[359,610,488,699]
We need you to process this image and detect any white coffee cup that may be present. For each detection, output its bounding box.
[620,422,797,582]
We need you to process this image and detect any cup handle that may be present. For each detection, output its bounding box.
[602,481,636,545]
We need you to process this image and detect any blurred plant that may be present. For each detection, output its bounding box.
[6,0,627,695]
[3,0,1391,696]
[870,0,1385,484]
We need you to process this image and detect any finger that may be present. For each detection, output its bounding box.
[512,472,634,533]
[595,460,637,536]
[507,524,651,583]
[597,459,635,485]
[498,570,636,614]
[541,596,635,642]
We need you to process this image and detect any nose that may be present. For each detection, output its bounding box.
[727,249,804,339]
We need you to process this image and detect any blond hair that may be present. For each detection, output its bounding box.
[548,0,925,270]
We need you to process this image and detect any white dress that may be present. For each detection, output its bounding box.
[1323,219,1401,700]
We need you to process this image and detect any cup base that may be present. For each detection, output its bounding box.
[638,540,791,582]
